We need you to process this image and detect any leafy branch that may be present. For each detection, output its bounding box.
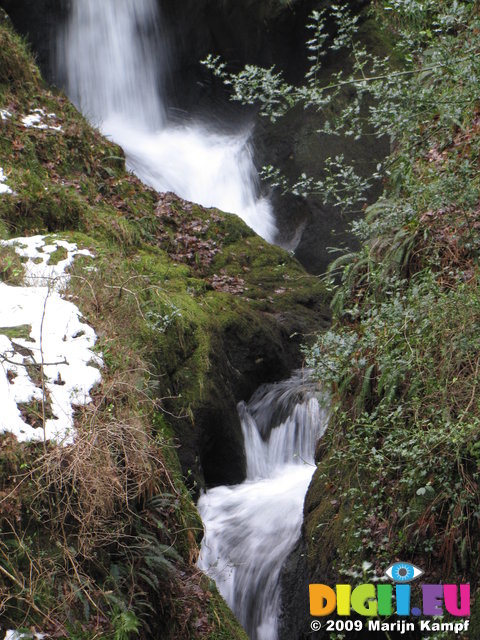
[202,1,480,208]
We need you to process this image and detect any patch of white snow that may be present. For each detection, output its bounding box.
[0,236,102,443]
[21,108,62,131]
[4,632,46,640]
[6,235,92,288]
[0,167,13,195]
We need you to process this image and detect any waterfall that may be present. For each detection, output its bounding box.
[198,371,329,640]
[58,4,320,636]
[58,0,276,242]
[59,0,165,128]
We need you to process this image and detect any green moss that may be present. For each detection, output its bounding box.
[204,581,249,640]
[0,244,23,283]
[0,324,31,340]
[47,245,68,265]
[304,448,359,580]
[0,10,40,91]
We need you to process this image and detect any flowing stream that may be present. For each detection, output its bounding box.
[57,3,326,637]
[58,0,276,241]
[198,372,328,639]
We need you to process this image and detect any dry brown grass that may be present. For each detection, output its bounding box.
[0,254,203,636]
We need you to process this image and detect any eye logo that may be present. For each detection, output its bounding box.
[385,562,423,583]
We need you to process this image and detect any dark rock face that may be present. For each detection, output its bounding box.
[160,0,318,116]
[278,450,422,640]
[172,315,295,491]
[256,103,388,274]
[0,0,316,114]
[161,0,386,276]
[278,537,311,640]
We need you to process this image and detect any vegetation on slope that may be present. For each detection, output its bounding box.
[0,9,328,639]
[298,0,480,634]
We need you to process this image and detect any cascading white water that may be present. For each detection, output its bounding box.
[198,371,329,640]
[60,0,165,129]
[58,0,276,242]
[59,5,320,636]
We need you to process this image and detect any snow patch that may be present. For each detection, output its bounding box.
[0,167,13,195]
[4,631,46,640]
[6,235,92,288]
[0,235,102,443]
[21,108,62,131]
[0,109,12,121]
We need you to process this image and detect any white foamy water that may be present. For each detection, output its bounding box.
[58,3,315,635]
[59,0,276,241]
[198,372,329,640]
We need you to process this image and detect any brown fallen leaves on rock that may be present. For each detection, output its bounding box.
[207,273,246,294]
[154,192,230,274]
